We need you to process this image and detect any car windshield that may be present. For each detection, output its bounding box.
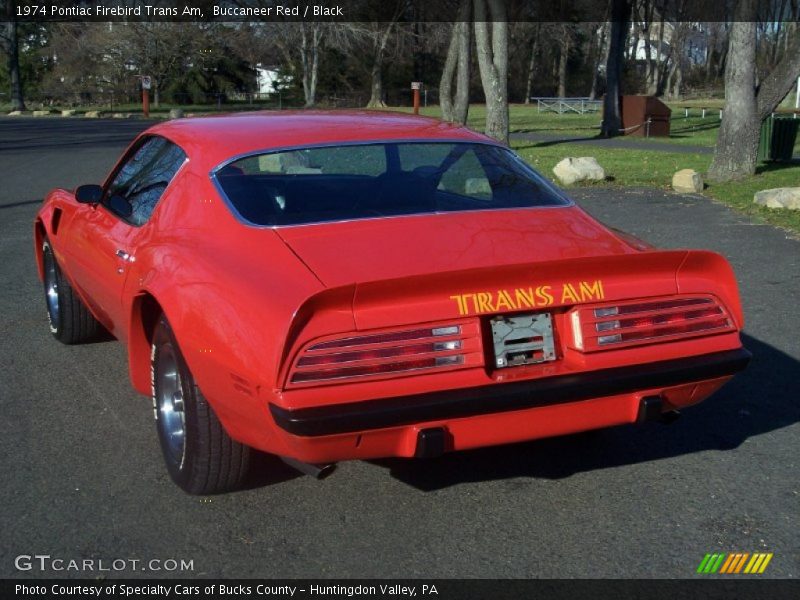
[214,142,569,227]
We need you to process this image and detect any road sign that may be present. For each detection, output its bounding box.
[141,76,152,90]
[411,81,422,90]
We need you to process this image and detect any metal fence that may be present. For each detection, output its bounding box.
[531,97,602,114]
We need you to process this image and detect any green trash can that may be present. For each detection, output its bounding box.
[758,114,800,161]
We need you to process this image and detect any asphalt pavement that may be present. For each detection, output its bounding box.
[1,117,798,579]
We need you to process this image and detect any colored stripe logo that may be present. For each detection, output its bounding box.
[697,553,773,574]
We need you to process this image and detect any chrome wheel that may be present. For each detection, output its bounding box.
[152,315,252,494]
[156,344,186,468]
[43,244,60,331]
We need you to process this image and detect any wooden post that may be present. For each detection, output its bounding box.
[411,81,422,115]
[141,75,151,118]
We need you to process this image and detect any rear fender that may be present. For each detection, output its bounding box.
[677,250,745,329]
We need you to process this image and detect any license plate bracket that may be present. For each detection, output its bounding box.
[490,312,556,368]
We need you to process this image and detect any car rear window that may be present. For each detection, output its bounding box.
[214,142,569,227]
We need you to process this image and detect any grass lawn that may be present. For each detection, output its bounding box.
[406,104,725,145]
[511,141,800,235]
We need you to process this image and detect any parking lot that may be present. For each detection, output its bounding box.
[1,116,798,578]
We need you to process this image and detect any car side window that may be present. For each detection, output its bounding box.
[105,136,187,226]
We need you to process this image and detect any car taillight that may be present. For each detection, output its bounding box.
[289,322,481,385]
[570,296,734,351]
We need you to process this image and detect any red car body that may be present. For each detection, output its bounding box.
[34,111,749,490]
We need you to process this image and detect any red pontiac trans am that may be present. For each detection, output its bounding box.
[34,111,750,494]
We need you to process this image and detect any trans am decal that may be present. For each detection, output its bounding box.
[450,280,605,316]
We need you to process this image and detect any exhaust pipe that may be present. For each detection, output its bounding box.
[281,456,336,479]
[637,395,681,424]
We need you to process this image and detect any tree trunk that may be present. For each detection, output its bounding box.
[367,61,385,108]
[439,27,458,121]
[649,15,664,95]
[440,0,472,124]
[708,0,759,182]
[301,24,322,108]
[473,0,508,144]
[309,34,319,108]
[557,33,569,98]
[453,18,471,125]
[664,53,677,99]
[644,32,653,93]
[756,29,800,120]
[671,61,682,99]
[524,29,539,104]
[626,22,638,63]
[301,27,311,106]
[640,3,657,97]
[704,29,715,84]
[367,21,396,108]
[654,17,670,95]
[589,23,606,100]
[600,0,631,137]
[6,18,26,111]
[717,41,728,80]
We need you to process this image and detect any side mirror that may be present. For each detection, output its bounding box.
[75,184,103,204]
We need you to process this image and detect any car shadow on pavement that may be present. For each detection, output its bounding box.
[241,451,303,490]
[371,333,799,492]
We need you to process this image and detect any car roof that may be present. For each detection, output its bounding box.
[146,110,497,171]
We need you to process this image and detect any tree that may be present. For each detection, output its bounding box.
[708,4,758,181]
[473,0,508,144]
[40,24,114,104]
[708,0,800,182]
[108,22,199,107]
[365,1,407,108]
[299,23,324,107]
[587,20,608,100]
[267,22,355,108]
[756,29,800,120]
[1,1,25,110]
[600,0,631,137]
[439,0,472,124]
[556,24,577,98]
[523,23,540,104]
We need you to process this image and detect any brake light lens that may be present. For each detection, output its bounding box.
[571,296,734,351]
[289,322,481,385]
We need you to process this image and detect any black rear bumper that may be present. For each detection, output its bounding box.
[269,347,751,437]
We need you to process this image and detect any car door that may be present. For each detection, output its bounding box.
[64,136,187,336]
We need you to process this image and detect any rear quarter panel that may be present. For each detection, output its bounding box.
[122,172,340,450]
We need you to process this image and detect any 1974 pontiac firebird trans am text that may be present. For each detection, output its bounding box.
[33,111,750,494]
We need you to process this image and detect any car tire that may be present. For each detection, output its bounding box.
[151,315,251,494]
[42,238,102,344]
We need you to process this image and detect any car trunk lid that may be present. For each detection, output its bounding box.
[274,206,638,289]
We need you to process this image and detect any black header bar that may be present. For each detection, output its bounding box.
[5,0,799,23]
